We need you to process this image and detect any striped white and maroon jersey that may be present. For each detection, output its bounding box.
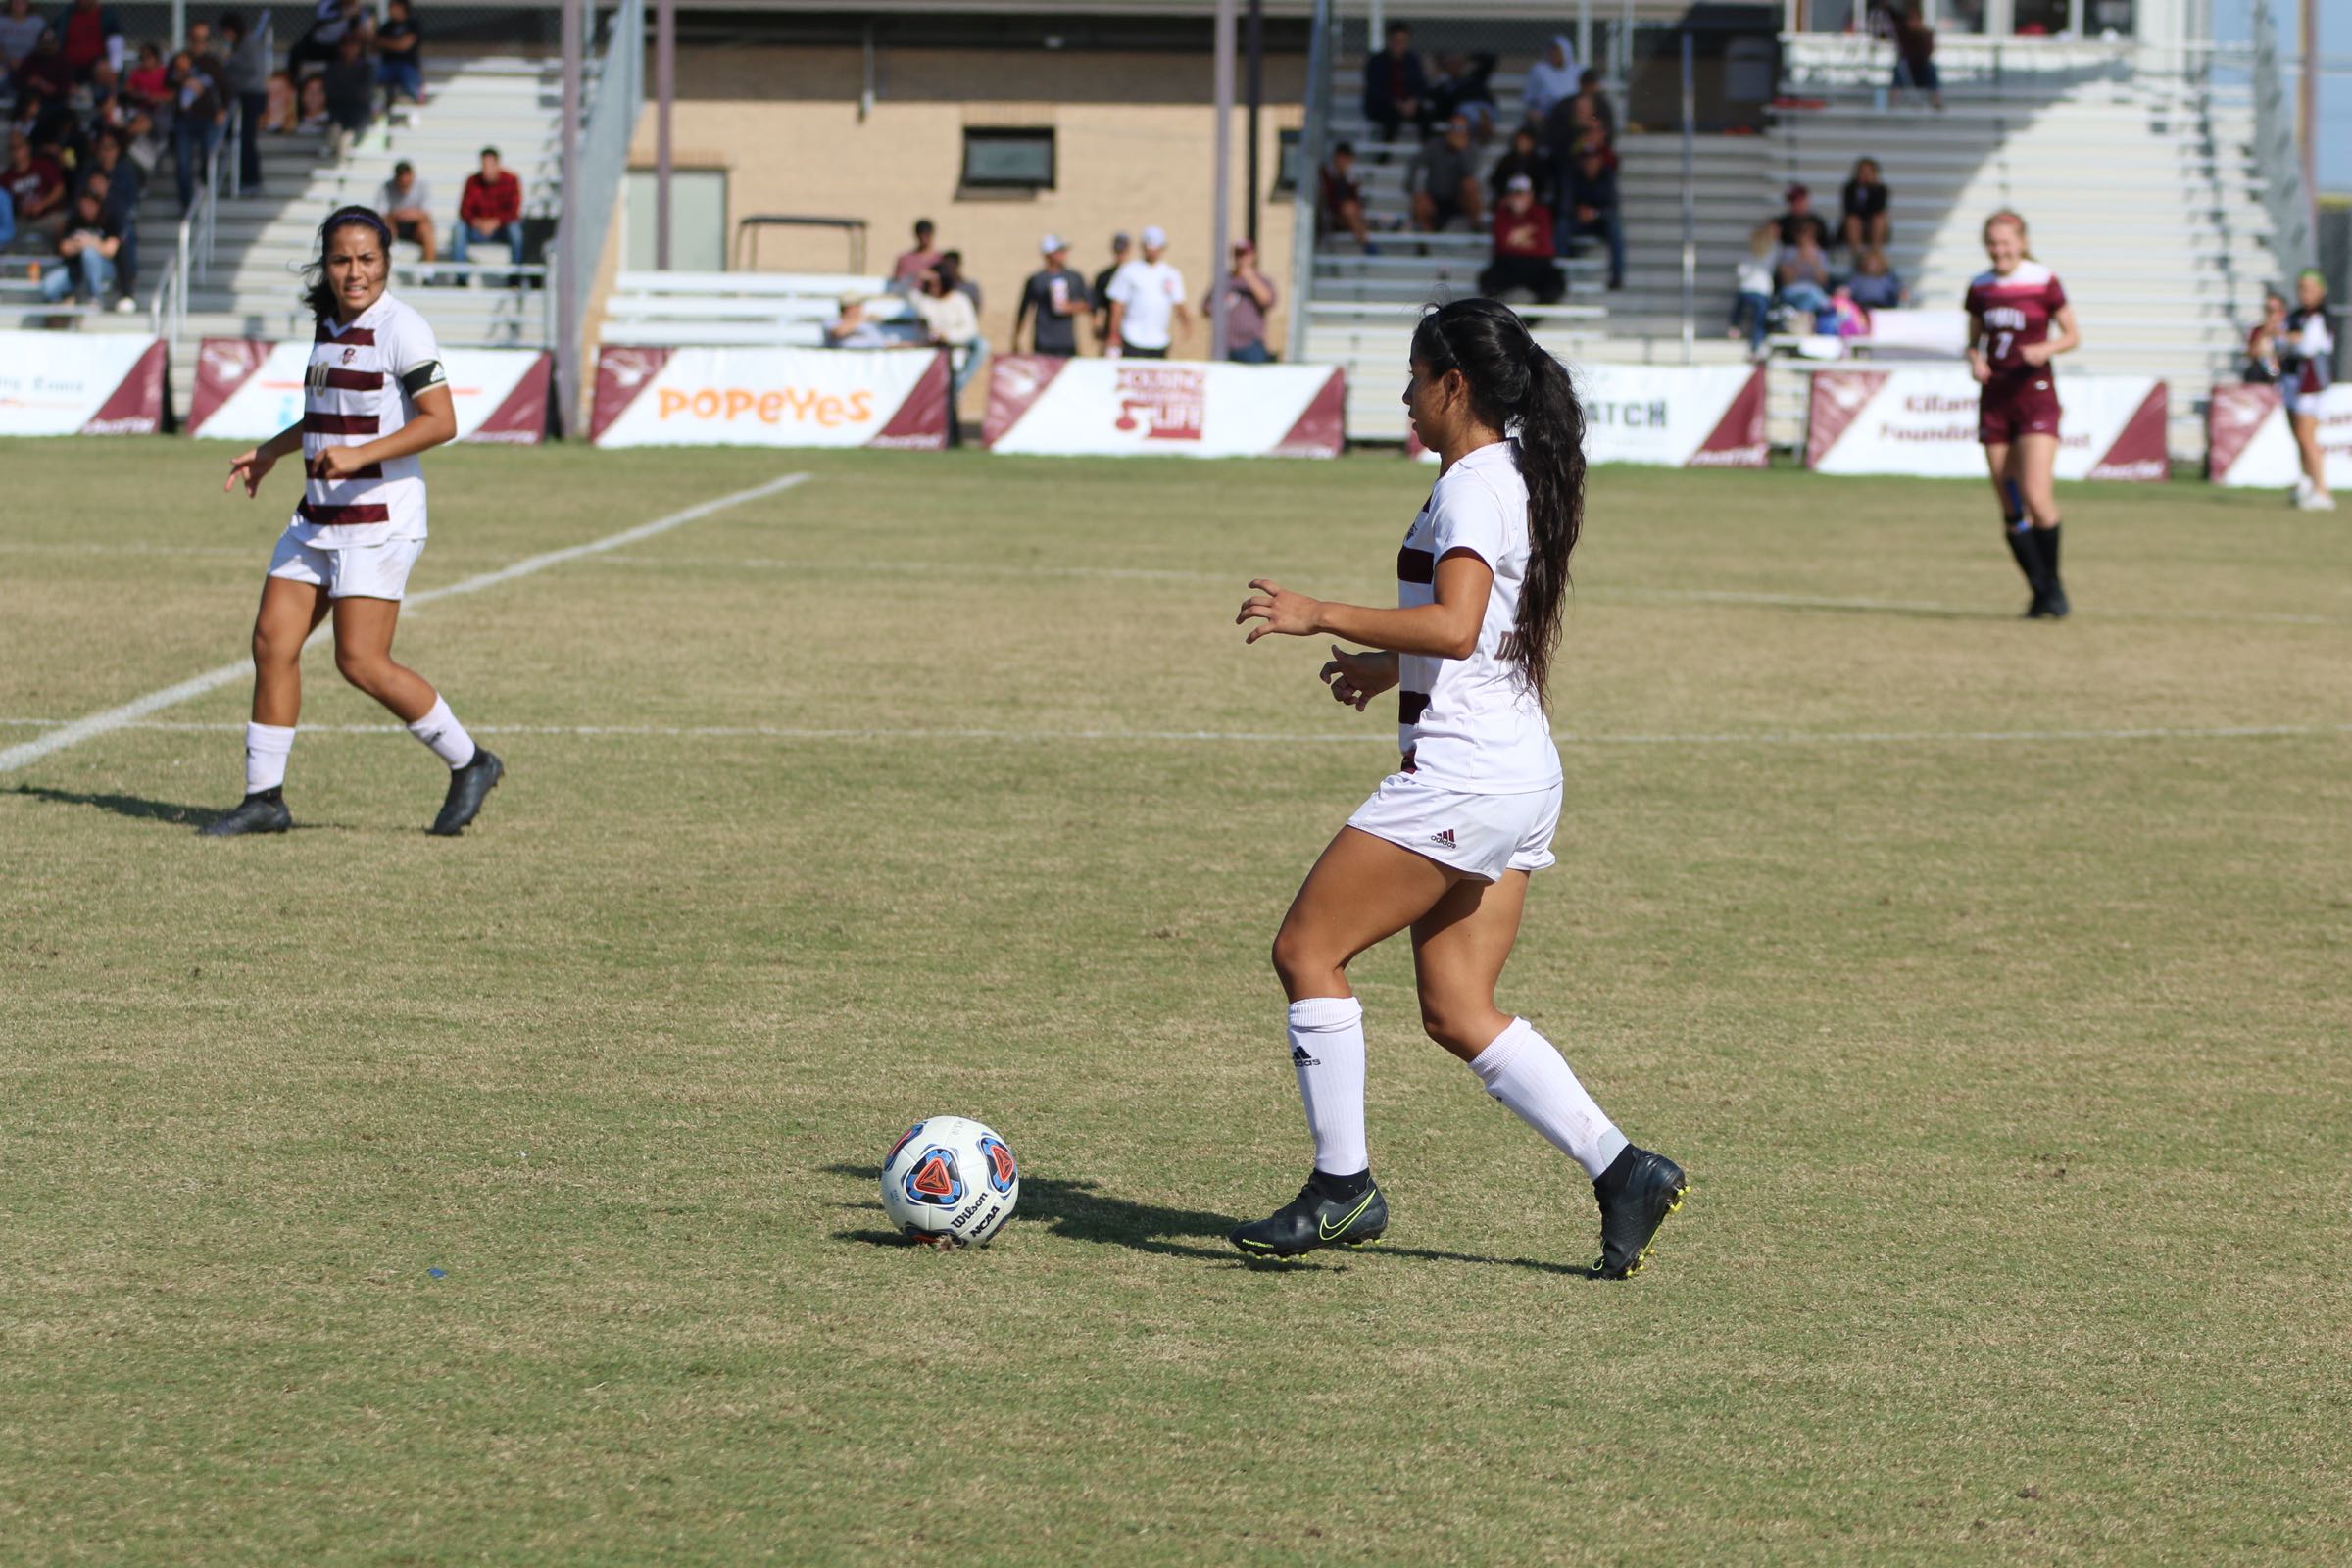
[293,290,443,546]
[1963,261,2067,377]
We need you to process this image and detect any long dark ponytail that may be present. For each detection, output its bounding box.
[302,206,394,322]
[1409,297,1586,707]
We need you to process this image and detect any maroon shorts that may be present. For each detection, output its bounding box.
[1979,373,2061,445]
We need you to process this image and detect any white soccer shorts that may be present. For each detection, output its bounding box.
[267,530,426,601]
[1346,772,1562,883]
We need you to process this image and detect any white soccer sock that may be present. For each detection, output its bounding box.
[1288,996,1369,1176]
[244,722,295,794]
[406,695,477,769]
[1467,1017,1629,1180]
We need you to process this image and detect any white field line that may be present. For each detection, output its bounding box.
[0,471,812,776]
[2,717,2346,749]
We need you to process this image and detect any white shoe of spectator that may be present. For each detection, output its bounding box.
[112,295,137,314]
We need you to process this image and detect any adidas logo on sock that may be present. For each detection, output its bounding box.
[1291,1044,1321,1067]
[1429,828,1456,849]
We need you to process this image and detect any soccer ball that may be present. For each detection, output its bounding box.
[879,1116,1019,1248]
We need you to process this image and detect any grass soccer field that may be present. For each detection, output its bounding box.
[3,437,2349,1564]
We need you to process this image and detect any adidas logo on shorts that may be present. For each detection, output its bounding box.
[1429,828,1457,849]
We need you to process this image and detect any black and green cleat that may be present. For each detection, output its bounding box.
[1594,1148,1687,1280]
[1230,1177,1388,1259]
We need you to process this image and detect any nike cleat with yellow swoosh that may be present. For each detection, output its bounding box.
[1229,1178,1388,1258]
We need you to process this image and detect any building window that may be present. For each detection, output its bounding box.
[1274,130,1302,195]
[961,127,1056,191]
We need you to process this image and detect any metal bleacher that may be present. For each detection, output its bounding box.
[598,271,917,349]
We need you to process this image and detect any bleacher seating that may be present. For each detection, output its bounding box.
[599,272,918,349]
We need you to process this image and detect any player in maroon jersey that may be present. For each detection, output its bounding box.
[1966,210,2080,617]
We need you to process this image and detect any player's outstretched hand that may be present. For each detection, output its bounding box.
[224,449,274,497]
[1238,578,1321,644]
[309,446,369,483]
[1319,644,1398,711]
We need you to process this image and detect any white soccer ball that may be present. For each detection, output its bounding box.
[879,1116,1019,1248]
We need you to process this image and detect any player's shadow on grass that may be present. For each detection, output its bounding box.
[12,783,220,828]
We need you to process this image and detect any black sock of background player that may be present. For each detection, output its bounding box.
[1310,1167,1372,1201]
[2037,523,2062,590]
[2005,524,2045,590]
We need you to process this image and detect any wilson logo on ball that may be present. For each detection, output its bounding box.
[979,1135,1017,1193]
[901,1148,964,1206]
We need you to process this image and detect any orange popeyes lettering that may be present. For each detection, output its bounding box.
[849,391,873,420]
[759,391,786,422]
[724,389,755,420]
[654,381,888,423]
[658,389,687,418]
[692,388,720,417]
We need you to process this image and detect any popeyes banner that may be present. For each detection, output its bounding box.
[587,345,950,449]
[0,331,167,435]
[1805,368,2168,481]
[187,339,552,443]
[982,356,1345,458]
[1409,364,1767,467]
[2206,382,2352,488]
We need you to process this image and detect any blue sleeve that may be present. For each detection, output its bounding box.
[0,189,14,247]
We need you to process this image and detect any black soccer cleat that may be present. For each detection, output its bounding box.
[428,749,503,837]
[1230,1178,1389,1258]
[199,788,292,837]
[1594,1147,1687,1280]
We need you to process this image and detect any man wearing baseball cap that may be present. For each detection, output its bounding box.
[1104,223,1190,359]
[1013,233,1090,357]
[1206,237,1279,362]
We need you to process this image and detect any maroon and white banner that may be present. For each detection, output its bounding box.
[1806,368,2168,481]
[983,356,1345,458]
[2206,382,2352,488]
[187,339,552,443]
[0,330,166,435]
[1410,364,1766,466]
[588,345,950,449]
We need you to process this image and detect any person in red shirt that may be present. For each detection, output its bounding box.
[451,145,523,277]
[1478,175,1563,305]
[1965,209,2080,617]
[5,128,68,238]
[55,0,121,80]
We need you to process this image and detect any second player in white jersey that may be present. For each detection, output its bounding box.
[1228,297,1687,1277]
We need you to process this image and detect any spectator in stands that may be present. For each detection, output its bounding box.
[453,144,523,274]
[124,40,166,107]
[1359,21,1426,144]
[374,158,434,262]
[911,266,984,430]
[77,125,136,297]
[1521,35,1578,128]
[1407,114,1481,234]
[220,13,270,188]
[184,19,227,88]
[15,26,69,100]
[1560,136,1622,290]
[374,0,422,111]
[1540,74,1614,178]
[892,218,939,286]
[1013,234,1089,357]
[1892,3,1941,110]
[825,291,894,348]
[1727,220,1776,357]
[5,126,66,237]
[84,60,133,140]
[1090,230,1127,347]
[1480,173,1563,305]
[1775,228,1833,323]
[55,0,122,83]
[288,0,364,73]
[2242,289,2287,384]
[1839,157,1889,257]
[166,50,222,210]
[1487,123,1554,211]
[1207,237,1277,362]
[1428,52,1499,142]
[261,66,294,130]
[1845,246,1906,309]
[320,29,371,157]
[38,176,121,302]
[294,69,327,132]
[1776,183,1832,251]
[1104,222,1189,358]
[938,248,980,312]
[1318,141,1375,252]
[0,0,41,68]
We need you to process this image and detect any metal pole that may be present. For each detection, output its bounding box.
[559,0,582,434]
[657,0,674,270]
[171,0,184,51]
[1680,32,1694,367]
[1210,0,1237,362]
[2299,0,2318,223]
[1618,0,1633,84]
[1245,0,1264,252]
[1578,0,1592,76]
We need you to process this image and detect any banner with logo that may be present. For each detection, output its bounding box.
[2205,382,2352,488]
[1805,368,2168,481]
[0,331,167,435]
[186,339,553,443]
[982,356,1345,458]
[587,345,951,449]
[1409,364,1767,467]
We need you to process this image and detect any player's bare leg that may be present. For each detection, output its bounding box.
[2290,413,2333,509]
[331,596,505,835]
[202,577,327,835]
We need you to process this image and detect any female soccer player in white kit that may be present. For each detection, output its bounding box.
[202,206,503,837]
[1231,298,1686,1277]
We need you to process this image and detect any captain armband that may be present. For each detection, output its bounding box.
[399,360,449,396]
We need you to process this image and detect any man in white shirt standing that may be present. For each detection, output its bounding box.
[1104,223,1191,360]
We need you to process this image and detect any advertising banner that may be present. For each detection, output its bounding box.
[187,339,553,443]
[2205,382,2352,488]
[1409,363,1767,467]
[0,331,167,435]
[587,345,950,449]
[1805,368,2168,481]
[982,356,1345,458]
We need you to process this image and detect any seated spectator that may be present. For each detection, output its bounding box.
[1777,183,1832,250]
[76,126,137,295]
[1542,75,1616,176]
[1840,157,1889,255]
[1775,229,1833,321]
[261,67,295,130]
[1360,21,1426,143]
[220,13,271,190]
[1317,140,1374,251]
[891,218,939,286]
[1428,52,1499,141]
[1522,35,1578,127]
[1727,220,1776,356]
[1892,3,1941,110]
[1206,237,1278,362]
[1559,137,1622,290]
[4,127,66,239]
[124,41,167,108]
[15,27,71,100]
[374,0,423,111]
[39,178,122,304]
[83,60,133,141]
[1480,174,1563,305]
[825,292,895,348]
[374,158,434,262]
[288,0,364,73]
[320,29,371,157]
[54,0,122,84]
[1845,246,1906,309]
[938,247,980,312]
[165,51,222,210]
[2243,289,2287,384]
[294,72,327,132]
[452,144,523,274]
[0,0,42,69]
[1487,123,1554,211]
[1408,114,1482,233]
